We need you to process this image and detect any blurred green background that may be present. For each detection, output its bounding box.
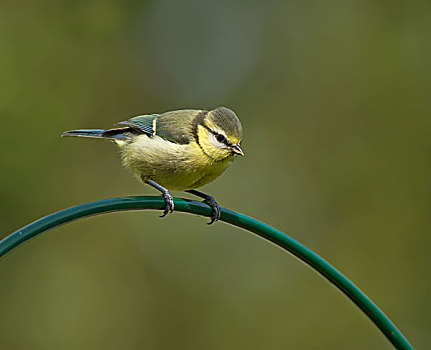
[1,1,430,349]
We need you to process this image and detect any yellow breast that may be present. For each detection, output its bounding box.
[118,135,234,191]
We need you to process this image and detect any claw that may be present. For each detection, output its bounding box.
[144,179,174,219]
[160,191,174,218]
[185,189,221,224]
[204,196,221,225]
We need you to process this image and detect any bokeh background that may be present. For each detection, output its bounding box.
[1,1,430,349]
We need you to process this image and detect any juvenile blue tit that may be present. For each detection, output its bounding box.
[62,107,244,224]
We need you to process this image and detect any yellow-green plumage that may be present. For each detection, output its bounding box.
[62,107,243,223]
[121,129,235,190]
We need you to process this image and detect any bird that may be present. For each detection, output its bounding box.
[62,107,244,224]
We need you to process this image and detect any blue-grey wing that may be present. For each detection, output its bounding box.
[117,114,159,136]
[118,110,202,144]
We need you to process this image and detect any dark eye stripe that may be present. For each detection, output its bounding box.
[201,123,231,146]
[216,134,226,143]
[214,132,231,146]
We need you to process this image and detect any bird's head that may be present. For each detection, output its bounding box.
[196,107,244,161]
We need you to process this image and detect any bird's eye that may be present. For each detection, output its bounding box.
[216,134,226,143]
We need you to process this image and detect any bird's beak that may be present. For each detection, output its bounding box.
[231,144,244,156]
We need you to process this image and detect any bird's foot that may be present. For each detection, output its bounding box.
[185,189,221,224]
[144,179,174,218]
[160,191,174,218]
[203,195,221,225]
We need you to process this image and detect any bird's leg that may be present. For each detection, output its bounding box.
[186,189,221,224]
[145,179,174,217]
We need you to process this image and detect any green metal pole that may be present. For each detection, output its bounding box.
[0,196,414,350]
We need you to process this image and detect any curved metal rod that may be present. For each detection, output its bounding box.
[0,196,414,350]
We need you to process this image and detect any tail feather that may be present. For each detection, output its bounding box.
[61,128,131,140]
[61,129,106,138]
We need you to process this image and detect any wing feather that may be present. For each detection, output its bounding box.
[118,110,203,144]
[117,114,158,135]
